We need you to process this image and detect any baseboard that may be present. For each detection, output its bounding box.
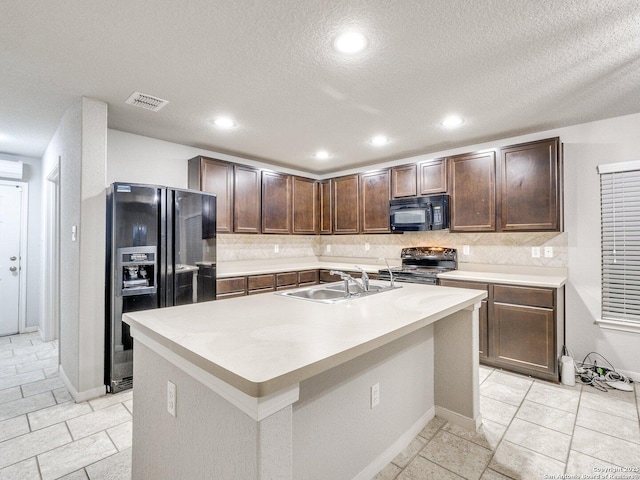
[353,406,435,480]
[435,405,482,432]
[23,326,38,334]
[59,365,106,403]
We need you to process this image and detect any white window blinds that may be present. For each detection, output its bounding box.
[599,162,640,325]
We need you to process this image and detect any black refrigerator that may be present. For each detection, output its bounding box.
[105,182,216,393]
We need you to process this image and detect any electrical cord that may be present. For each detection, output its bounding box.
[572,350,633,390]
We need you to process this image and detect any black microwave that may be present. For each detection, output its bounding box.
[389,194,449,232]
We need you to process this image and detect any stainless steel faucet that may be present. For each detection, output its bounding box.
[380,258,395,288]
[353,265,370,292]
[330,270,358,296]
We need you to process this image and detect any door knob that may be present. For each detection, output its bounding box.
[10,256,17,261]
[9,266,17,272]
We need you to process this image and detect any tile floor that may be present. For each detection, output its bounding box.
[0,332,132,479]
[376,366,640,480]
[2,332,639,480]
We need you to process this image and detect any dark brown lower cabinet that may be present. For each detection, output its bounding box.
[298,269,319,287]
[216,276,247,300]
[217,269,320,299]
[440,279,562,382]
[276,272,298,291]
[247,274,276,295]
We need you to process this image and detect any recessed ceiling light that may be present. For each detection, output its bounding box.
[213,116,236,129]
[370,135,389,146]
[441,115,464,128]
[315,150,330,160]
[334,31,367,54]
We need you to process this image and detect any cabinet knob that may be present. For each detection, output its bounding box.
[9,266,17,272]
[10,256,17,261]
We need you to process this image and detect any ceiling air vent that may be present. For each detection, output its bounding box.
[124,91,169,112]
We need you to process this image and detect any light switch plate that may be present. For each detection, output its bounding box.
[544,246,553,258]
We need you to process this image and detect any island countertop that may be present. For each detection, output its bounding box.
[123,281,486,398]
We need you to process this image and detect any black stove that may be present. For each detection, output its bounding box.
[378,247,457,285]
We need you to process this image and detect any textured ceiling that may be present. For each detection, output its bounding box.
[1,1,639,174]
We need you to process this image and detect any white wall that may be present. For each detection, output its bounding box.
[106,129,315,187]
[41,97,108,400]
[560,113,640,379]
[0,153,42,330]
[42,101,82,389]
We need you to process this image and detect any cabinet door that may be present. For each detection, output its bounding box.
[262,171,292,234]
[419,158,447,195]
[500,138,560,231]
[491,302,555,376]
[439,279,489,359]
[449,151,497,232]
[360,169,391,233]
[188,157,233,233]
[391,164,417,198]
[234,165,261,234]
[333,175,360,234]
[320,180,332,234]
[292,177,319,234]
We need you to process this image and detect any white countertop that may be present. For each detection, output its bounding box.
[437,269,566,288]
[216,259,384,278]
[123,281,486,398]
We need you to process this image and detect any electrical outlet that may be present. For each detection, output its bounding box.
[463,245,470,255]
[544,246,553,258]
[167,381,176,417]
[531,247,541,258]
[365,242,370,251]
[370,383,380,409]
[274,244,279,253]
[326,244,331,253]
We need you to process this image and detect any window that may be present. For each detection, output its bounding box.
[598,160,640,333]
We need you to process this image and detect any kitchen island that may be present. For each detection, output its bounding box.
[123,281,486,480]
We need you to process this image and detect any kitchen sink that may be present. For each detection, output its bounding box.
[276,281,401,304]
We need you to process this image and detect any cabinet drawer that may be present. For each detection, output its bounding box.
[439,279,489,292]
[493,285,554,308]
[216,276,246,295]
[276,272,298,287]
[298,269,319,285]
[216,291,247,300]
[247,274,275,291]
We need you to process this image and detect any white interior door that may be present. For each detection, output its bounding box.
[0,184,23,336]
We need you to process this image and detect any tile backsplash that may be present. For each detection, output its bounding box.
[217,231,568,268]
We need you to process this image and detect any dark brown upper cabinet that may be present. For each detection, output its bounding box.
[360,169,391,233]
[292,176,319,235]
[418,158,447,195]
[261,171,292,234]
[320,179,333,234]
[333,174,360,234]
[449,150,497,232]
[188,156,234,233]
[499,138,561,231]
[391,164,417,198]
[233,165,261,234]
